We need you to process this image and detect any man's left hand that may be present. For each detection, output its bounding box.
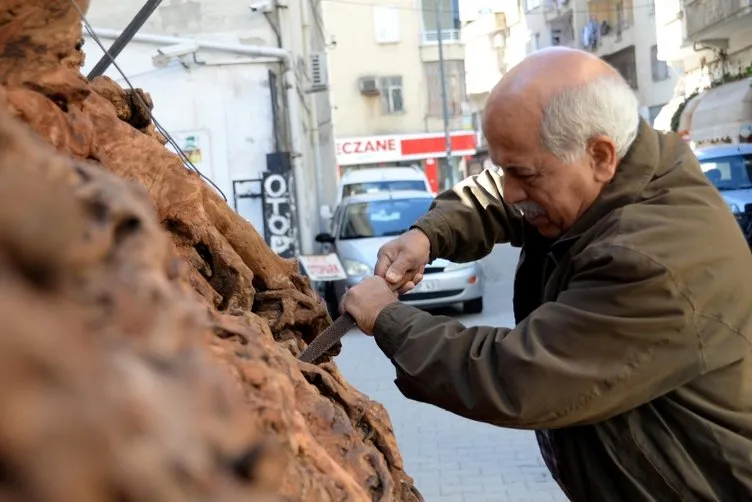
[340,276,399,335]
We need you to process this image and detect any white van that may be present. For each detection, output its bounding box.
[320,165,433,219]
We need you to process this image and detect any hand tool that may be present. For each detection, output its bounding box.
[297,312,356,363]
[298,278,405,363]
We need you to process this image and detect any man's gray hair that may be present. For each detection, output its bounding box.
[539,74,640,163]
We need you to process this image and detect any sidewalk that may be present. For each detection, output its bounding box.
[337,332,568,502]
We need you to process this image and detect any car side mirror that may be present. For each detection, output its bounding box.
[315,233,335,243]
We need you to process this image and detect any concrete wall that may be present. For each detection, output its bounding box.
[83,0,338,253]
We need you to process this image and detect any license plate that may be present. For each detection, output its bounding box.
[412,280,437,293]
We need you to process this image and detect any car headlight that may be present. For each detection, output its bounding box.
[343,259,373,277]
[729,202,742,215]
[443,261,475,272]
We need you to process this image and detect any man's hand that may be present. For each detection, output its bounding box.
[374,229,431,294]
[340,276,399,335]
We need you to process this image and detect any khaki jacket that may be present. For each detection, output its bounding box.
[373,121,752,501]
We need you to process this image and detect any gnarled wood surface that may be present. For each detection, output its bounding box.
[0,1,423,500]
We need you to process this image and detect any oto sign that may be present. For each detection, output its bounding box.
[262,171,297,259]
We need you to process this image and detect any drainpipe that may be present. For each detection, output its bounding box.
[271,3,316,254]
[91,27,313,254]
[298,0,326,233]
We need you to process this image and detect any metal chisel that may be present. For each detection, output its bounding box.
[298,277,406,363]
[298,312,357,363]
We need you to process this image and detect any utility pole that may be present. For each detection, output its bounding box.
[434,0,455,189]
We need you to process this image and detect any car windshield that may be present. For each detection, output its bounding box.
[339,198,433,240]
[342,180,426,197]
[699,154,752,191]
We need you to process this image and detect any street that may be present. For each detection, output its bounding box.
[336,245,569,502]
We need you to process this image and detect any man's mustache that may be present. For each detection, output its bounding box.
[513,201,546,218]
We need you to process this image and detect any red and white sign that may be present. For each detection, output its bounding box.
[299,253,347,281]
[336,131,477,166]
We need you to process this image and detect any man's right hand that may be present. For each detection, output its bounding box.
[374,229,431,294]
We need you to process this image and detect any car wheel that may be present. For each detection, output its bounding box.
[463,297,483,314]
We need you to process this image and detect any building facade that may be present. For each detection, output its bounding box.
[81,0,337,255]
[322,0,475,190]
[655,0,752,146]
[461,0,677,153]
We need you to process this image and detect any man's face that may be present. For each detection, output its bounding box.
[488,129,613,239]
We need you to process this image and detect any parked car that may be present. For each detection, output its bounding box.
[320,165,433,220]
[315,190,484,318]
[694,143,752,245]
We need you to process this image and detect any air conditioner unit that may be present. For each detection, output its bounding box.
[358,77,380,95]
[309,52,328,87]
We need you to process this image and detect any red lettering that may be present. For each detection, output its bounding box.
[337,138,398,156]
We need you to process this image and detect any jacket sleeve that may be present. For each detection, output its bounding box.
[372,243,736,429]
[411,168,524,263]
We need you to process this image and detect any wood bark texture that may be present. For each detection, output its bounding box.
[0,1,423,501]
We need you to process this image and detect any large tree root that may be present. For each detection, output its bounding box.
[0,1,423,501]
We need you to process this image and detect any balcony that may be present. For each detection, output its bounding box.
[421,29,461,45]
[684,0,752,41]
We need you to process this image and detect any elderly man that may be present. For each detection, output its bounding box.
[340,47,752,500]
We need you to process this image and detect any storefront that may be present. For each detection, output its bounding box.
[335,131,477,192]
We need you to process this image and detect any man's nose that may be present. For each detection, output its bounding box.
[502,176,526,205]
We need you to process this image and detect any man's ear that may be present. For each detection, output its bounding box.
[587,135,618,183]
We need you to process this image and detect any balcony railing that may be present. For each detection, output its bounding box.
[422,29,461,45]
[684,0,752,39]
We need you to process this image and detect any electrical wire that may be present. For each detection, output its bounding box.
[68,0,229,201]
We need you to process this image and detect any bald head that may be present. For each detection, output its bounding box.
[492,47,622,105]
[482,47,639,163]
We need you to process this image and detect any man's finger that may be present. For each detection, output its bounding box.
[385,259,410,284]
[397,281,416,294]
[374,248,394,278]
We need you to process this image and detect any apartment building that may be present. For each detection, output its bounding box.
[323,0,476,189]
[655,0,752,146]
[524,0,675,123]
[462,0,675,132]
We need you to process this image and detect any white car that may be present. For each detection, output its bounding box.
[315,190,484,318]
[320,165,433,220]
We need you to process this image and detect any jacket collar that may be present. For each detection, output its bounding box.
[550,119,661,255]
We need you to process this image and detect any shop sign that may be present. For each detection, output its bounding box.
[335,132,477,166]
[262,171,297,259]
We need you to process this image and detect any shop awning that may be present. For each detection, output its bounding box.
[684,78,752,144]
[653,96,685,132]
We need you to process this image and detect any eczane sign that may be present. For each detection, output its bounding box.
[335,131,477,166]
[335,136,402,165]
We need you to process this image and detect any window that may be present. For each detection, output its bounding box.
[699,155,752,191]
[526,32,540,54]
[373,6,400,43]
[650,45,670,82]
[380,76,404,114]
[551,28,562,46]
[339,198,434,240]
[525,0,542,11]
[424,60,467,117]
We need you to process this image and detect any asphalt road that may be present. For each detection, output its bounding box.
[336,244,569,501]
